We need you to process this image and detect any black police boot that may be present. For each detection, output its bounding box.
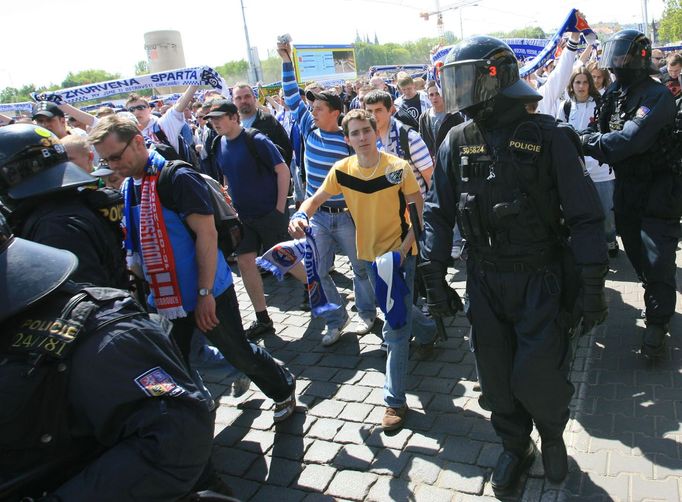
[642,323,668,358]
[491,440,537,496]
[541,437,568,483]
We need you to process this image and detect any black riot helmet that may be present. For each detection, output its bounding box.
[599,29,656,73]
[440,35,541,116]
[0,123,95,200]
[0,208,77,323]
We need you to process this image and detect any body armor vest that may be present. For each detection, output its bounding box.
[449,114,566,262]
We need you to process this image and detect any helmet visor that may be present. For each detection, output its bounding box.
[599,38,648,70]
[440,59,501,114]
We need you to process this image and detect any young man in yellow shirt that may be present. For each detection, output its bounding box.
[289,109,436,431]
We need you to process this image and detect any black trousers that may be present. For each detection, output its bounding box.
[466,260,574,452]
[170,286,294,403]
[615,214,681,326]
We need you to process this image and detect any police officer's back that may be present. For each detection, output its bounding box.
[0,124,128,289]
[419,36,608,495]
[0,213,215,501]
[582,30,681,358]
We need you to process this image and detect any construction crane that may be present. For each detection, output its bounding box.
[420,0,480,42]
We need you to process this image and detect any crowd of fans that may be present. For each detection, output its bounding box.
[0,30,680,499]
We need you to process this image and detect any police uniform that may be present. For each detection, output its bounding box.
[582,29,681,357]
[11,187,128,289]
[0,124,128,290]
[0,224,214,501]
[419,36,608,493]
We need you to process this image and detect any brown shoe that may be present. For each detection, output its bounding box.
[381,405,408,431]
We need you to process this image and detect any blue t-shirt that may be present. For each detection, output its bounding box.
[216,129,284,218]
[129,166,233,311]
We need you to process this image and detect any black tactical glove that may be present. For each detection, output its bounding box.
[579,264,608,332]
[418,260,463,317]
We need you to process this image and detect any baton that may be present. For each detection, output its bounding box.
[407,202,448,342]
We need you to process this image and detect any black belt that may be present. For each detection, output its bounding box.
[475,250,559,273]
[319,205,347,214]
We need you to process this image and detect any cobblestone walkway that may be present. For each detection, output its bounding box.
[202,241,682,502]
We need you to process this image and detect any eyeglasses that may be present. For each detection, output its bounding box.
[127,104,148,112]
[99,136,136,165]
[197,115,206,120]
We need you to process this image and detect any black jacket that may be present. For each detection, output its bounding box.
[418,110,464,158]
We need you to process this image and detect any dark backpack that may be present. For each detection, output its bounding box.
[395,121,414,165]
[152,122,200,169]
[211,128,274,174]
[157,161,243,258]
[562,100,572,122]
[393,106,420,131]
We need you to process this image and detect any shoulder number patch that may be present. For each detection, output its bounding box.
[459,145,487,156]
[135,366,185,398]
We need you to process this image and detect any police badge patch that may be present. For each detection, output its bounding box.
[385,166,404,185]
[135,367,185,397]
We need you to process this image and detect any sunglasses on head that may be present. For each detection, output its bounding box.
[127,104,148,112]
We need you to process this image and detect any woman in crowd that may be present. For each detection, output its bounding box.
[558,67,618,257]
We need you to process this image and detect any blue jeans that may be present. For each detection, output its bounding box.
[594,179,617,244]
[364,255,436,408]
[310,210,376,329]
[289,160,306,203]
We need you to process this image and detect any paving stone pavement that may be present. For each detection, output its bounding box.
[203,240,682,502]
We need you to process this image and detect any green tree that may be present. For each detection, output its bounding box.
[134,60,149,75]
[659,0,682,42]
[0,84,43,103]
[215,60,249,84]
[490,26,547,39]
[61,69,120,88]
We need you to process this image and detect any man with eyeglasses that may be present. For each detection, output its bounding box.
[125,85,199,166]
[652,48,666,69]
[89,114,299,424]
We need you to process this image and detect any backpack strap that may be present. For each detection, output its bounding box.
[562,99,572,122]
[397,123,413,164]
[243,128,275,173]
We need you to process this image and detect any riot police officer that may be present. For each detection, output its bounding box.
[581,29,680,358]
[0,124,128,289]
[419,36,608,494]
[0,211,215,501]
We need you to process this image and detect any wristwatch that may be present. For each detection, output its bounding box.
[198,288,212,297]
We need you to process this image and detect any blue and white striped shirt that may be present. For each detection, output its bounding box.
[377,118,433,197]
[282,62,349,208]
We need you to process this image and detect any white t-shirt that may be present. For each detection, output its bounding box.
[556,97,614,183]
[141,108,186,153]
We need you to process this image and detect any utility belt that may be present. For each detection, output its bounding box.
[457,192,531,248]
[473,248,559,273]
[318,205,348,214]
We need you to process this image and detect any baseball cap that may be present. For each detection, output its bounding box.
[204,100,238,118]
[305,90,344,112]
[32,101,65,120]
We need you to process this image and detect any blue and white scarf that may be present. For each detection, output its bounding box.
[372,251,409,330]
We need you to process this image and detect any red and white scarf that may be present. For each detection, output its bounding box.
[131,152,186,319]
